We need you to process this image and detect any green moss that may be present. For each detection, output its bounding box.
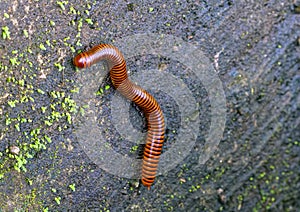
[69,6,77,15]
[56,1,68,11]
[54,196,61,205]
[9,57,19,66]
[23,30,29,38]
[54,62,65,71]
[85,18,93,25]
[188,184,201,193]
[49,20,55,27]
[4,13,10,18]
[69,183,76,192]
[0,5,87,206]
[2,26,10,39]
[39,43,46,50]
[78,16,84,27]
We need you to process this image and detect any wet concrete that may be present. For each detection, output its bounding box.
[0,0,299,211]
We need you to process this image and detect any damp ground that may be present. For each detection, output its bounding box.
[0,1,299,211]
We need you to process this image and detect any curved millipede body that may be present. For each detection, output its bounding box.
[73,44,165,189]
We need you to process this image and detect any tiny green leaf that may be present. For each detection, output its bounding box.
[2,26,10,39]
[49,20,55,26]
[85,19,93,25]
[57,1,65,10]
[23,30,29,38]
[54,196,61,205]
[4,13,10,18]
[41,106,47,113]
[37,89,45,94]
[39,43,46,50]
[69,183,76,192]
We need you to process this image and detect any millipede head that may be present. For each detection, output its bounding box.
[73,53,87,68]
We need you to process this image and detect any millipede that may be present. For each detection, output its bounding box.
[73,44,165,189]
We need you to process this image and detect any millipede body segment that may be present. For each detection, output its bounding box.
[73,44,165,189]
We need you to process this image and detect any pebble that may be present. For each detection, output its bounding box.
[9,146,20,155]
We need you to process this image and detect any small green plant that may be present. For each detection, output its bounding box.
[69,183,76,192]
[13,154,28,172]
[54,63,65,71]
[54,196,61,205]
[130,145,138,152]
[39,43,46,50]
[23,29,29,38]
[56,1,67,10]
[49,20,55,26]
[85,19,93,25]
[2,26,10,39]
[4,13,9,18]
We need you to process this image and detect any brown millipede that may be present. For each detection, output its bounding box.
[73,44,165,189]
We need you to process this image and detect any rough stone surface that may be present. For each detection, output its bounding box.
[0,0,299,211]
